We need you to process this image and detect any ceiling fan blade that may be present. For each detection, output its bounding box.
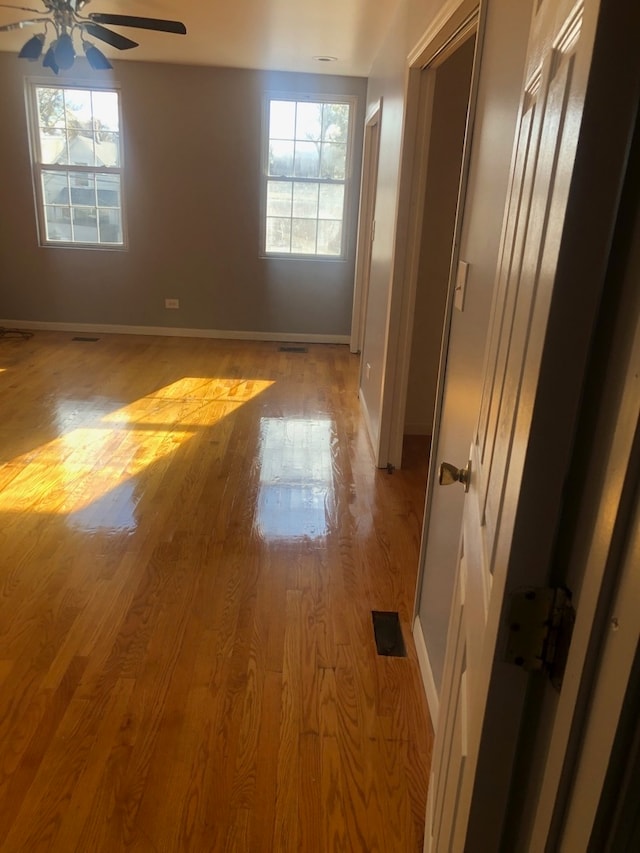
[0,4,42,12]
[0,17,44,30]
[82,22,138,50]
[88,14,186,35]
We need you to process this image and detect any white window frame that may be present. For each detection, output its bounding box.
[261,93,356,260]
[25,79,126,250]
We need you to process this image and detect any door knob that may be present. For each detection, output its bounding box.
[439,460,471,491]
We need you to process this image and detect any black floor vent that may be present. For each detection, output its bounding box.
[72,336,100,342]
[372,611,407,657]
[279,345,308,353]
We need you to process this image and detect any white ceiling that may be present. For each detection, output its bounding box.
[0,0,400,76]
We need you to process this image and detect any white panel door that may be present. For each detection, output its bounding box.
[428,440,488,851]
[425,0,606,848]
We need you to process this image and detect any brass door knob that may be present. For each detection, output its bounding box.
[439,460,471,491]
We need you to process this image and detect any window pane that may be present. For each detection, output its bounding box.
[42,171,69,205]
[296,102,322,141]
[91,90,119,132]
[269,140,294,177]
[292,183,319,219]
[291,218,317,254]
[267,181,292,216]
[68,132,96,166]
[266,217,291,253]
[98,208,122,243]
[37,87,66,129]
[95,133,120,167]
[294,141,320,178]
[40,128,68,165]
[320,143,347,179]
[317,220,343,256]
[70,172,96,206]
[97,174,121,207]
[72,206,98,242]
[269,100,296,140]
[44,206,71,242]
[318,184,344,219]
[63,88,93,126]
[322,103,350,142]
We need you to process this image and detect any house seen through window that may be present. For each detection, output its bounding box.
[28,84,124,247]
[264,98,352,257]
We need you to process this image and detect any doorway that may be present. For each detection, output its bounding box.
[403,36,476,441]
[351,100,382,356]
[410,0,533,722]
[375,2,479,471]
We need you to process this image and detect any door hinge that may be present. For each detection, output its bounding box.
[504,586,575,691]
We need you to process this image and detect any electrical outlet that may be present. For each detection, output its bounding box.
[165,298,180,309]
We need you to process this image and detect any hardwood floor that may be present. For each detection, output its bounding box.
[0,332,433,852]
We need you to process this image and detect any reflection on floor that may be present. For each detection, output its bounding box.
[256,417,335,540]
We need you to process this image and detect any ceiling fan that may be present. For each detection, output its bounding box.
[0,0,187,72]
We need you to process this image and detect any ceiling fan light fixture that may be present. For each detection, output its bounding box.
[18,33,45,61]
[53,32,75,70]
[83,40,112,70]
[42,45,60,74]
[3,3,187,73]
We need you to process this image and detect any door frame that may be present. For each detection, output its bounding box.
[351,99,382,355]
[557,128,640,849]
[558,349,640,849]
[376,0,481,469]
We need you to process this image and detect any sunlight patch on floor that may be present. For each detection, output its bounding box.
[1,377,274,522]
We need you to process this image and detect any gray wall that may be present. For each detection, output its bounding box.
[0,54,366,337]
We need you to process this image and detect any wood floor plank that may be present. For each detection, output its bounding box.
[334,644,390,852]
[298,732,322,852]
[2,674,124,850]
[271,588,302,853]
[0,655,87,845]
[248,669,282,852]
[321,734,350,851]
[378,736,421,852]
[54,677,136,852]
[229,625,265,810]
[0,332,432,851]
[225,807,251,852]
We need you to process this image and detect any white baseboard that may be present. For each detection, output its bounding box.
[0,319,350,346]
[413,614,439,728]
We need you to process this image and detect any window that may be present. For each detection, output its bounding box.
[27,84,124,247]
[264,97,353,257]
